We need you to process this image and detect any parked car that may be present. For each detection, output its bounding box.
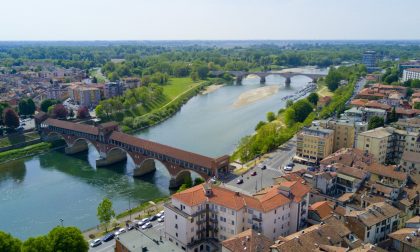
[287,163,295,167]
[251,171,257,176]
[158,216,165,222]
[236,179,244,184]
[156,211,164,218]
[138,218,149,226]
[90,239,102,247]
[141,222,152,230]
[261,165,267,170]
[102,233,115,242]
[283,165,293,171]
[114,228,126,236]
[149,215,158,221]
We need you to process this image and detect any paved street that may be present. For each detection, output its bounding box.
[89,221,165,252]
[223,137,297,194]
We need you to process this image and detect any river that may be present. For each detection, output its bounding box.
[0,68,326,239]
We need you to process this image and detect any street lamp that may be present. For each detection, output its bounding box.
[59,219,64,227]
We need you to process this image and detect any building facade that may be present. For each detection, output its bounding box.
[295,126,334,164]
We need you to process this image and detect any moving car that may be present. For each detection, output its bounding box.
[90,239,102,247]
[261,165,267,170]
[102,233,115,242]
[141,222,152,229]
[251,171,257,176]
[236,178,244,184]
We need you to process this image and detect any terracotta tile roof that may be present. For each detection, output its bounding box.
[171,185,207,206]
[222,229,272,252]
[406,216,420,224]
[351,99,369,107]
[334,163,367,180]
[320,148,374,168]
[371,183,393,195]
[309,201,333,220]
[364,100,391,111]
[278,178,311,203]
[45,118,99,135]
[271,216,351,252]
[396,108,420,116]
[345,202,400,227]
[110,131,217,169]
[349,243,388,252]
[388,228,420,250]
[364,163,408,182]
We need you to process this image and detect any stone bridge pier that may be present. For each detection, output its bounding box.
[260,76,266,84]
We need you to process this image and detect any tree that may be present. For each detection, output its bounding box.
[41,99,60,113]
[255,121,266,131]
[51,104,68,119]
[266,111,276,122]
[27,98,36,115]
[0,102,10,125]
[368,116,384,130]
[97,198,115,232]
[3,108,20,129]
[18,99,28,115]
[48,226,88,252]
[285,100,293,108]
[387,107,398,123]
[325,67,342,91]
[0,231,21,252]
[77,106,90,119]
[194,177,205,186]
[307,93,319,106]
[22,236,51,252]
[414,103,420,109]
[293,99,314,122]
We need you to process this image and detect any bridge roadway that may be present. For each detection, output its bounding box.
[40,118,230,188]
[209,70,326,85]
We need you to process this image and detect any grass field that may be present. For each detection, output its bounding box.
[316,83,334,97]
[162,77,200,99]
[0,132,41,148]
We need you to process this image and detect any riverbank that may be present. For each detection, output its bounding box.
[0,142,52,164]
[232,85,278,108]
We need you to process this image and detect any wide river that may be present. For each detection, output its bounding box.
[0,69,326,239]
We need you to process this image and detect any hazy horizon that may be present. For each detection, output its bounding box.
[2,0,420,41]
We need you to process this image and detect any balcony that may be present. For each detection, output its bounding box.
[209,217,218,223]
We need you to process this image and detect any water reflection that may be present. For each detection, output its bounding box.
[0,160,26,184]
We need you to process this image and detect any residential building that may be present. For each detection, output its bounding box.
[295,126,334,164]
[393,117,420,133]
[403,68,420,82]
[307,201,333,224]
[270,215,360,252]
[164,181,310,252]
[362,51,378,68]
[357,127,392,164]
[399,60,420,72]
[344,202,400,244]
[387,228,420,252]
[79,87,101,108]
[405,216,420,228]
[104,81,123,99]
[314,171,337,196]
[333,163,369,194]
[114,227,184,252]
[401,151,420,172]
[221,229,272,252]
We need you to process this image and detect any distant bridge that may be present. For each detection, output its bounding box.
[40,119,229,188]
[209,70,326,86]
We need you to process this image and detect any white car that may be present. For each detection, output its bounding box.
[138,218,149,226]
[114,228,126,236]
[283,165,293,171]
[141,222,152,229]
[90,239,102,247]
[158,216,165,222]
[156,210,165,218]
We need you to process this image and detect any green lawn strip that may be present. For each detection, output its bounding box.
[0,142,51,164]
[115,197,170,219]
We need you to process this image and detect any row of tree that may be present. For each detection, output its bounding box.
[0,226,88,252]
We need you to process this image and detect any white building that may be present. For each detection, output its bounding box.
[164,181,310,252]
[403,68,420,82]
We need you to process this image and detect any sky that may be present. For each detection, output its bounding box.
[1,0,420,41]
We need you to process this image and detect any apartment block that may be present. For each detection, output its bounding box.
[295,126,334,164]
[164,181,310,252]
[344,202,400,244]
[403,68,420,82]
[356,127,392,164]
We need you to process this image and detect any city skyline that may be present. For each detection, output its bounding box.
[1,0,420,41]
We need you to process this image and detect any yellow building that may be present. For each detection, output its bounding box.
[295,126,334,164]
[356,127,392,164]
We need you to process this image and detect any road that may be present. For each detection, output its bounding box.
[223,137,297,194]
[89,221,165,252]
[346,77,366,105]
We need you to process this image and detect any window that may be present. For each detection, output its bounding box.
[175,215,178,219]
[231,220,235,225]
[367,231,370,238]
[175,224,178,229]
[176,233,178,237]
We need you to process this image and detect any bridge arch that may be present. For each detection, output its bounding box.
[96,146,135,168]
